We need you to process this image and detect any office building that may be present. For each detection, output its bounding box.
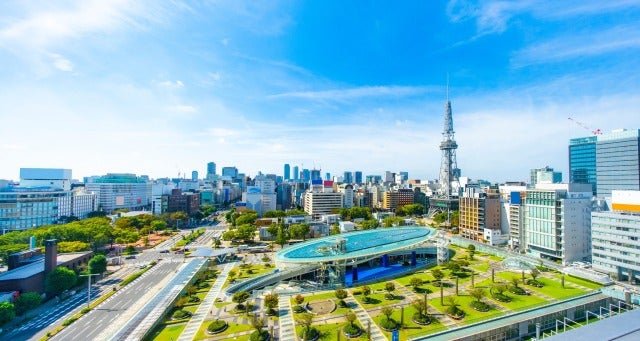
[459,188,501,243]
[311,169,321,181]
[293,166,299,181]
[191,170,198,181]
[284,164,290,180]
[530,166,562,187]
[206,162,216,180]
[303,183,343,219]
[19,168,72,191]
[591,190,640,283]
[85,174,151,213]
[382,188,414,211]
[0,186,70,233]
[569,136,597,195]
[302,169,310,182]
[221,166,238,179]
[343,171,353,184]
[524,183,592,264]
[596,129,640,198]
[569,129,640,199]
[164,189,201,217]
[354,171,363,184]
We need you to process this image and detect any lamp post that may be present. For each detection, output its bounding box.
[79,273,100,309]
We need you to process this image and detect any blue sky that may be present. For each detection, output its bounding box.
[1,1,639,182]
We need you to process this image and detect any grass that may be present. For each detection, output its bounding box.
[373,305,447,339]
[148,323,186,341]
[295,322,369,340]
[427,295,503,325]
[552,274,603,290]
[193,320,253,340]
[525,277,586,299]
[353,292,403,308]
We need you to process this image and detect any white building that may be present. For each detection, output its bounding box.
[19,168,72,191]
[339,221,355,233]
[592,190,640,283]
[85,174,152,213]
[524,183,592,264]
[303,183,343,219]
[338,184,355,208]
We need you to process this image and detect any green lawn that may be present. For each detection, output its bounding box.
[149,323,186,341]
[373,305,447,339]
[353,292,404,308]
[471,262,490,272]
[193,320,253,340]
[486,290,547,311]
[427,295,503,326]
[525,277,586,299]
[295,322,369,340]
[550,274,603,290]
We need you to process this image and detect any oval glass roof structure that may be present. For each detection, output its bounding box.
[276,226,435,264]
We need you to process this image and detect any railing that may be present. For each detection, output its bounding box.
[224,264,319,294]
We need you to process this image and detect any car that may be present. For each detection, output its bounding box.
[125,255,136,259]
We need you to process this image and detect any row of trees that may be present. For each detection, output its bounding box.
[0,292,42,326]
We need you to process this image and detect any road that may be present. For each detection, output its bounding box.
[50,260,181,341]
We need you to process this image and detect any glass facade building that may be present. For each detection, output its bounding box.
[596,129,640,198]
[569,136,597,196]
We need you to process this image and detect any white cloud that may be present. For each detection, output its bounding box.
[221,38,229,46]
[512,25,640,66]
[157,80,185,89]
[170,104,197,113]
[269,86,438,102]
[48,53,73,72]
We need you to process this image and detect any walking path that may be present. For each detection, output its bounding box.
[278,295,296,341]
[345,296,388,341]
[177,261,237,341]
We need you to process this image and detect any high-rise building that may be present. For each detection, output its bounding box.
[382,189,414,211]
[85,173,151,213]
[303,186,343,219]
[302,169,310,182]
[569,136,597,195]
[530,166,562,187]
[569,129,640,199]
[354,171,363,184]
[207,162,216,177]
[222,166,238,179]
[596,129,640,198]
[311,169,321,181]
[523,183,592,263]
[325,172,331,181]
[191,170,198,181]
[591,190,640,282]
[284,164,291,180]
[343,171,353,184]
[459,188,501,243]
[293,166,299,181]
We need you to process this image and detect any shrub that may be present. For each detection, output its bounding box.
[299,327,319,340]
[207,320,228,333]
[470,301,490,312]
[412,312,431,325]
[491,292,511,302]
[172,309,191,319]
[343,323,361,336]
[249,330,269,341]
[526,279,544,287]
[509,286,527,295]
[379,318,398,330]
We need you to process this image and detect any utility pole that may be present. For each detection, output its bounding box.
[79,273,100,309]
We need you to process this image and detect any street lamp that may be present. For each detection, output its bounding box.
[79,273,100,309]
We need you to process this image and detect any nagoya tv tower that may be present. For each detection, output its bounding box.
[429,82,461,217]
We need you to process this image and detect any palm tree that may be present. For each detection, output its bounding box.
[445,296,462,317]
[530,268,540,281]
[511,277,520,288]
[469,287,485,303]
[411,298,428,318]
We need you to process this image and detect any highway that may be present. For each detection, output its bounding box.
[50,260,182,341]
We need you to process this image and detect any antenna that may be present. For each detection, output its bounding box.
[446,73,450,101]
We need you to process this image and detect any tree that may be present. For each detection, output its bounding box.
[294,294,304,306]
[491,283,508,296]
[0,302,15,325]
[510,277,520,288]
[14,292,41,316]
[213,238,221,248]
[264,293,279,315]
[289,223,310,241]
[175,296,189,309]
[228,269,237,281]
[330,224,340,235]
[235,224,257,242]
[45,267,77,296]
[385,282,396,299]
[382,216,404,227]
[412,298,428,318]
[263,210,286,218]
[362,285,372,302]
[88,254,108,274]
[530,268,540,281]
[381,306,394,321]
[235,213,258,226]
[469,287,485,303]
[275,225,289,247]
[409,277,423,291]
[186,285,198,297]
[266,223,280,237]
[431,268,444,284]
[222,230,236,241]
[445,296,462,316]
[360,219,379,230]
[151,220,167,232]
[335,288,348,307]
[296,313,314,338]
[467,244,475,260]
[232,291,251,313]
[170,211,189,228]
[58,241,91,253]
[250,315,267,340]
[345,311,357,327]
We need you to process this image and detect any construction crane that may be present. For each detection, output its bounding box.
[568,117,602,135]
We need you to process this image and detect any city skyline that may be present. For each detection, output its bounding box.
[1,1,640,181]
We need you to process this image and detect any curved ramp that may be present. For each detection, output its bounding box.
[225,264,319,295]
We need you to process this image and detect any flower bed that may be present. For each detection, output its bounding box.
[411,313,432,325]
[470,301,490,312]
[491,293,512,302]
